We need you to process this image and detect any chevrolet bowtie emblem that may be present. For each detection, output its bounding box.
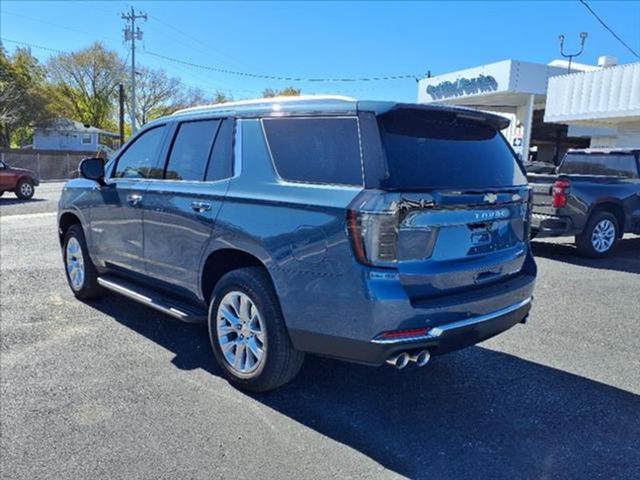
[483,193,498,204]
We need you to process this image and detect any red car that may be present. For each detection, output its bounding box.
[0,160,39,200]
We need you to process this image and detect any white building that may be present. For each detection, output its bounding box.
[418,57,639,164]
[544,61,640,148]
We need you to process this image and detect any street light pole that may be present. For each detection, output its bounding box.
[122,7,147,134]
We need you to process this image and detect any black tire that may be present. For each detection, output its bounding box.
[0,191,4,197]
[15,178,34,200]
[62,224,103,299]
[575,211,619,258]
[208,267,304,392]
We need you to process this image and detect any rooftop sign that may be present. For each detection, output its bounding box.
[426,74,498,100]
[417,60,564,104]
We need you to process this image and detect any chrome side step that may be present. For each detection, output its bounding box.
[97,276,207,324]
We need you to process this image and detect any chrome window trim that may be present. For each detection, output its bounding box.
[371,297,532,345]
[260,116,365,189]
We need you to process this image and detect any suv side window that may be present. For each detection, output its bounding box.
[165,120,220,181]
[262,117,362,186]
[560,153,639,178]
[205,118,234,181]
[113,125,166,179]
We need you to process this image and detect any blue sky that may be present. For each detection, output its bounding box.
[1,1,639,102]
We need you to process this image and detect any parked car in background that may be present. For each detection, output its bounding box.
[524,160,557,174]
[58,96,536,392]
[0,160,39,200]
[529,148,640,257]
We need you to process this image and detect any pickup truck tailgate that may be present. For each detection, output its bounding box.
[528,174,557,215]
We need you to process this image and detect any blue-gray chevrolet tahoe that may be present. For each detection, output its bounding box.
[58,96,536,392]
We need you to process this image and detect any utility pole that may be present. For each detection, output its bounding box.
[121,6,147,134]
[118,83,125,145]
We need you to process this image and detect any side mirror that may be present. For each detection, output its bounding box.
[79,157,105,185]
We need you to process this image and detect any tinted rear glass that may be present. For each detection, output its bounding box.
[165,120,219,181]
[205,118,234,181]
[378,110,526,190]
[263,117,362,185]
[559,153,638,178]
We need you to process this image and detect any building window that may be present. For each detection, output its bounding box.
[82,134,92,145]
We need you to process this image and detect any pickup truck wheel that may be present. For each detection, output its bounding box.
[63,224,102,299]
[15,179,34,200]
[576,212,619,258]
[208,267,304,392]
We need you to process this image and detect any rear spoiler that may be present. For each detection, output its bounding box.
[362,102,510,131]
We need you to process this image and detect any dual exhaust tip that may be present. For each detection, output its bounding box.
[386,350,431,369]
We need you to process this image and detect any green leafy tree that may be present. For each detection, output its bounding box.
[0,47,50,147]
[211,91,232,104]
[262,86,301,98]
[47,42,124,129]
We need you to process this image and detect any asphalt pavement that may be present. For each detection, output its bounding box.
[1,183,639,479]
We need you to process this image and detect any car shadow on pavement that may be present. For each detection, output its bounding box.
[88,295,640,480]
[0,197,46,205]
[532,236,640,275]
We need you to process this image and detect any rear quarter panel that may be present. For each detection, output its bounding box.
[205,119,367,335]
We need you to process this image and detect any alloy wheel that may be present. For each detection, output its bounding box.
[591,219,615,253]
[65,237,85,290]
[216,291,266,375]
[20,182,33,197]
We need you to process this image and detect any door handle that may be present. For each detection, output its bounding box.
[191,201,212,213]
[126,194,142,206]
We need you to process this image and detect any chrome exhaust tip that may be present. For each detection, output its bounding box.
[411,350,431,367]
[386,352,410,369]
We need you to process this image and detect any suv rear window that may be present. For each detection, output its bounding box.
[263,117,362,186]
[165,120,220,181]
[378,110,526,190]
[559,153,639,178]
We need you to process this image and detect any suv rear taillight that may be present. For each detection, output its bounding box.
[347,206,437,267]
[347,210,398,267]
[552,179,571,208]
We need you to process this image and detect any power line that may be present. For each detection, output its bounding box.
[143,48,425,83]
[578,0,640,60]
[1,9,120,43]
[0,37,258,98]
[1,38,66,54]
[146,13,252,71]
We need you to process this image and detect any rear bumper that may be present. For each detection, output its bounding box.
[290,296,532,366]
[531,213,576,237]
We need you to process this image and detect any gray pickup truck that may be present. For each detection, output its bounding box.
[529,148,640,257]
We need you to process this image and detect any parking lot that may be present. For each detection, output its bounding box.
[1,182,639,479]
